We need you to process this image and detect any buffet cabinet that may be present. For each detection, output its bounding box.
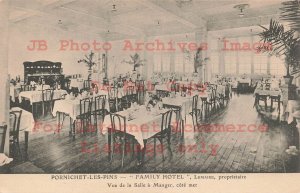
[23,61,65,86]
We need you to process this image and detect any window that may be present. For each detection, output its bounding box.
[184,53,193,73]
[238,51,251,74]
[253,35,268,74]
[270,56,285,76]
[210,51,219,74]
[175,53,184,72]
[153,53,161,72]
[253,52,268,74]
[224,51,236,74]
[162,54,170,72]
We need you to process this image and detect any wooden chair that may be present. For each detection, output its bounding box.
[136,80,145,105]
[270,95,282,112]
[190,109,202,132]
[83,80,91,91]
[42,89,54,116]
[75,98,93,134]
[91,95,107,133]
[109,113,135,168]
[0,125,7,153]
[21,84,32,91]
[192,95,202,121]
[254,93,268,110]
[204,86,216,115]
[9,110,23,160]
[107,86,118,113]
[146,110,173,161]
[126,85,137,107]
[156,90,170,98]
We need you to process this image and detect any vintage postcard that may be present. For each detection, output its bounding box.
[0,0,300,192]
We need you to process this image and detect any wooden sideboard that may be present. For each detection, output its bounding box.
[23,61,65,86]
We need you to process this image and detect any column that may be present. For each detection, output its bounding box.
[195,25,208,82]
[218,38,225,74]
[0,0,10,155]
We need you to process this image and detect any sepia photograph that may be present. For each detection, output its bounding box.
[0,0,300,180]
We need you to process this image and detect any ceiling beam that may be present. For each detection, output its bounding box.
[58,6,145,37]
[207,14,280,31]
[9,0,78,23]
[135,0,200,29]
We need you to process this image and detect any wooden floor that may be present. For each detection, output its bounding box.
[12,94,300,173]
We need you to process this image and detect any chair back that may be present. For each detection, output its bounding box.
[80,98,92,115]
[65,79,71,90]
[0,125,7,153]
[9,110,23,139]
[126,86,135,96]
[107,86,117,99]
[94,95,106,112]
[42,89,54,102]
[192,95,198,110]
[156,90,170,98]
[83,80,91,91]
[21,84,31,91]
[135,80,145,92]
[190,109,201,131]
[161,110,173,132]
[110,113,126,133]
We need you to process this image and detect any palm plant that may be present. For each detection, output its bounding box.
[122,53,146,71]
[193,47,209,73]
[78,51,97,71]
[258,19,300,76]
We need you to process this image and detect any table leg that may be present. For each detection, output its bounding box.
[271,98,273,110]
[137,140,147,166]
[24,131,29,160]
[72,119,75,139]
[108,128,112,161]
[69,117,72,136]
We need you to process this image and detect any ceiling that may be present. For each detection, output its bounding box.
[7,0,285,40]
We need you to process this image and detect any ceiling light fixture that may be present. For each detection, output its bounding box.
[111,4,117,12]
[233,4,249,17]
[176,0,192,8]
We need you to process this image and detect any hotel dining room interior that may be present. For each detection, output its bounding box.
[0,0,300,174]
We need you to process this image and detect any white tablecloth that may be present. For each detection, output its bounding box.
[35,84,50,91]
[102,107,166,148]
[10,107,35,132]
[254,88,282,97]
[10,86,21,102]
[286,100,300,124]
[52,96,110,121]
[162,96,193,118]
[19,90,68,104]
[238,78,251,84]
[155,84,169,92]
[70,79,84,90]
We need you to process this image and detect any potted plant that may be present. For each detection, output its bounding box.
[258,19,300,84]
[122,53,146,72]
[193,47,209,73]
[78,51,97,80]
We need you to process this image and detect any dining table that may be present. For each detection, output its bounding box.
[10,85,21,102]
[286,100,300,124]
[102,105,168,164]
[161,94,194,137]
[52,92,110,135]
[19,89,68,105]
[70,78,84,90]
